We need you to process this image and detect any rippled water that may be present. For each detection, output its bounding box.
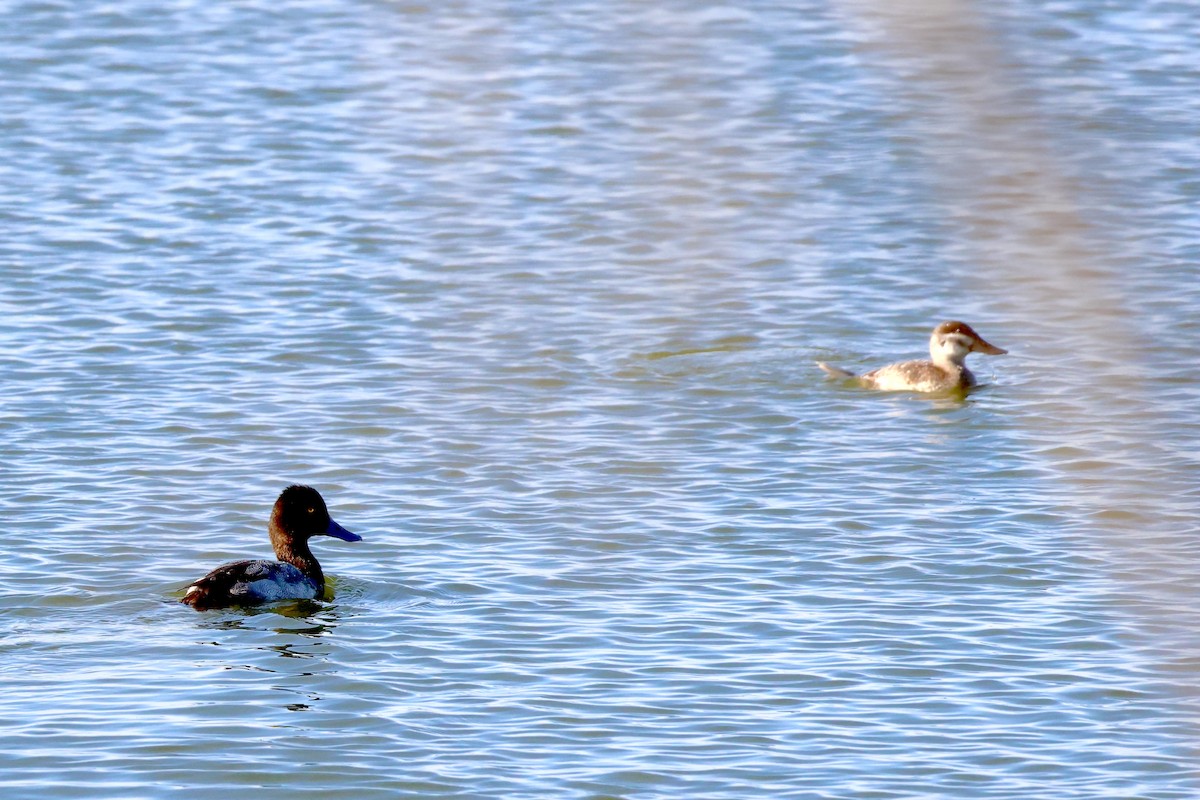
[2,1,1199,798]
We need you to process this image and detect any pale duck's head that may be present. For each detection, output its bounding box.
[928,320,1007,368]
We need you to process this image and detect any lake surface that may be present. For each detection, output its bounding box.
[2,1,1199,798]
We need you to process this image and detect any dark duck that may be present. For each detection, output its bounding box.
[181,485,361,610]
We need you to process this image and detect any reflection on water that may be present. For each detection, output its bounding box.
[1,0,1198,798]
[841,0,1200,676]
[200,602,340,636]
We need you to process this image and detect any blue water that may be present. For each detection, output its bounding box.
[2,1,1199,798]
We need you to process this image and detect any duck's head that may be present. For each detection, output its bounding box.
[930,320,1007,365]
[270,484,362,545]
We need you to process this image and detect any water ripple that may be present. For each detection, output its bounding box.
[2,0,1199,798]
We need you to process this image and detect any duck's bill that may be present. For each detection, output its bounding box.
[973,339,1008,355]
[325,518,362,541]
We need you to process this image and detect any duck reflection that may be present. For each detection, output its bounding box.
[198,600,341,643]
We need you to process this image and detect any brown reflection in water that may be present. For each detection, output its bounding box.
[836,0,1200,673]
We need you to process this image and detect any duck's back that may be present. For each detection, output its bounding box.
[181,559,319,610]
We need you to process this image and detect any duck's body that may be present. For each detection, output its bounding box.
[819,320,1006,393]
[182,485,361,611]
[183,559,322,605]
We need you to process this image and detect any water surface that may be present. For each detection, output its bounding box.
[2,1,1199,798]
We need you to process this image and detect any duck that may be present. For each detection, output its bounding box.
[181,485,361,610]
[818,320,1007,392]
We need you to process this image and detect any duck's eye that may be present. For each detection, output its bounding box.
[307,507,315,514]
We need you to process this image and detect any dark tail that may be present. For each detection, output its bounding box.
[180,582,211,610]
[817,362,856,379]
